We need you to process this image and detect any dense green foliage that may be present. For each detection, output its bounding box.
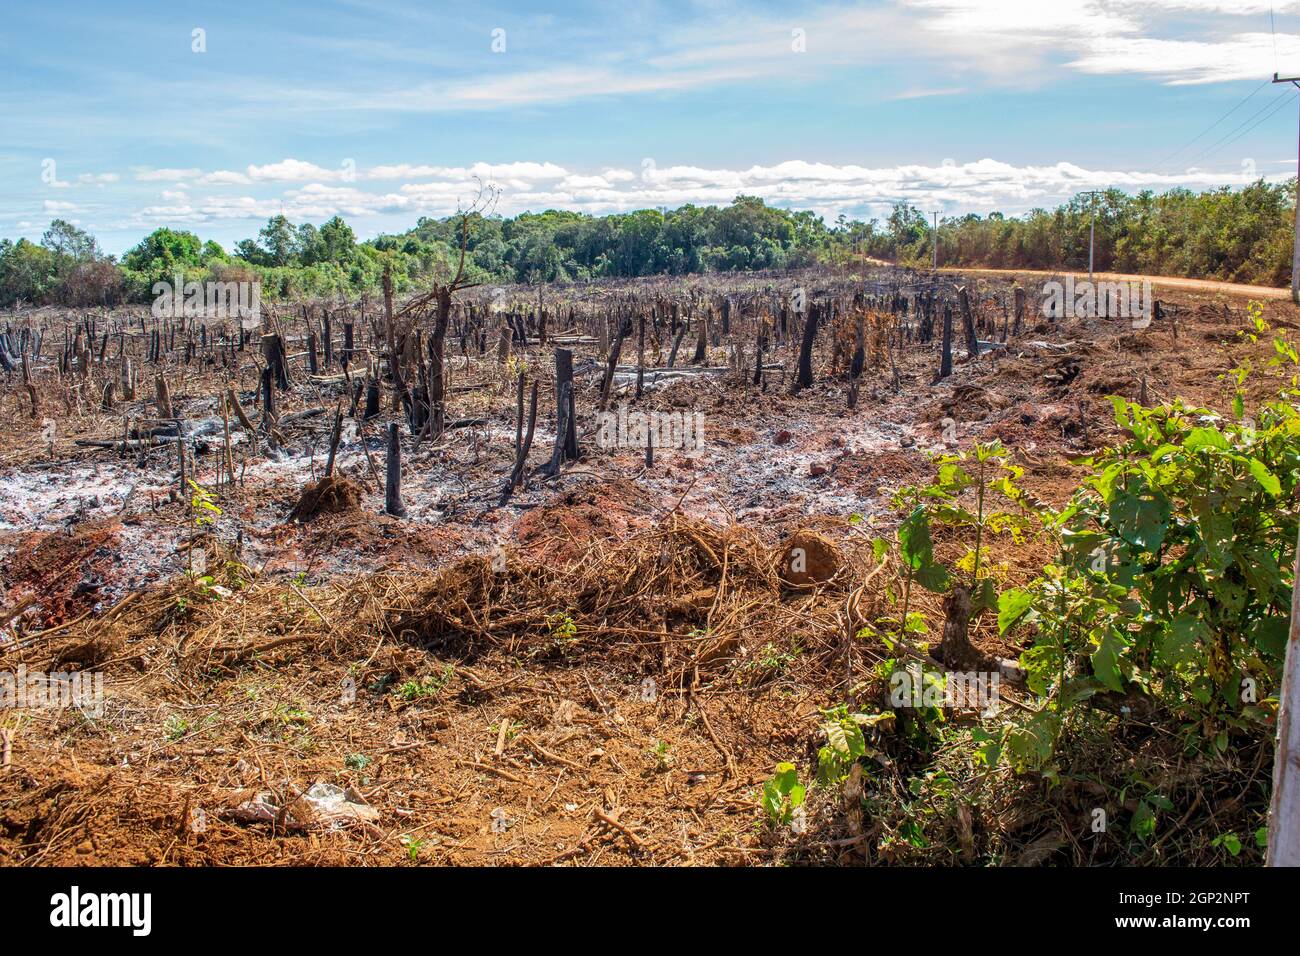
[781,305,1297,860]
[2,180,1296,308]
[865,180,1298,286]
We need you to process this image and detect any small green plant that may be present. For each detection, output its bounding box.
[1210,832,1243,857]
[345,753,371,771]
[188,479,222,527]
[272,704,312,726]
[761,762,806,828]
[546,611,577,643]
[400,835,425,862]
[647,739,673,771]
[184,479,223,576]
[740,641,800,679]
[164,714,190,741]
[816,705,892,786]
[397,665,455,701]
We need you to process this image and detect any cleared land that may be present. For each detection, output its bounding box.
[0,265,1285,865]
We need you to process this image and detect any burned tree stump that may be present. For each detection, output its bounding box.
[794,301,820,392]
[500,379,540,505]
[324,405,344,476]
[384,422,406,517]
[155,374,173,419]
[261,333,290,389]
[691,312,708,365]
[554,348,579,461]
[1012,285,1026,337]
[538,381,576,478]
[598,323,627,411]
[636,315,645,400]
[935,304,954,383]
[936,586,981,672]
[957,287,979,359]
[667,322,687,368]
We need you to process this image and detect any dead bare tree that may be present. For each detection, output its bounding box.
[397,182,499,440]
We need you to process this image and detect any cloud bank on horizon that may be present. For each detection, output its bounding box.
[3,0,1300,252]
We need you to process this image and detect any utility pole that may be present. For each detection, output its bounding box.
[1273,73,1300,304]
[931,211,940,270]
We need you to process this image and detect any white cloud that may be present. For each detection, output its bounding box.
[134,167,202,182]
[43,200,80,212]
[198,170,252,185]
[901,0,1300,85]
[1136,1,1300,12]
[246,159,347,182]
[1070,33,1300,84]
[112,156,1285,230]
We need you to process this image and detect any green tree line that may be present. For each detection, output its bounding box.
[1,182,1295,308]
[863,180,1297,286]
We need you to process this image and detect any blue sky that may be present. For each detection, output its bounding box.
[4,0,1300,254]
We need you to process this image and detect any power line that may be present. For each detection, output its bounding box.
[1180,87,1297,171]
[1149,80,1270,176]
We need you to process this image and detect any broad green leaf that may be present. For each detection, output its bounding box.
[1091,629,1128,693]
[1185,426,1228,452]
[1247,457,1281,496]
[998,587,1034,635]
[898,506,933,570]
[1158,614,1205,669]
[1109,482,1171,553]
[972,577,998,613]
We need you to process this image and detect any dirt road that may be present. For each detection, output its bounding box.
[939,266,1292,301]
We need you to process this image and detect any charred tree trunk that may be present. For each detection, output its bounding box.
[794,302,819,392]
[384,422,406,517]
[155,374,173,419]
[599,322,626,411]
[691,313,708,365]
[430,287,451,436]
[957,287,979,359]
[667,322,687,368]
[935,304,954,382]
[500,379,540,505]
[324,406,343,476]
[635,315,645,400]
[538,381,575,478]
[364,372,380,420]
[936,586,980,672]
[554,347,579,461]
